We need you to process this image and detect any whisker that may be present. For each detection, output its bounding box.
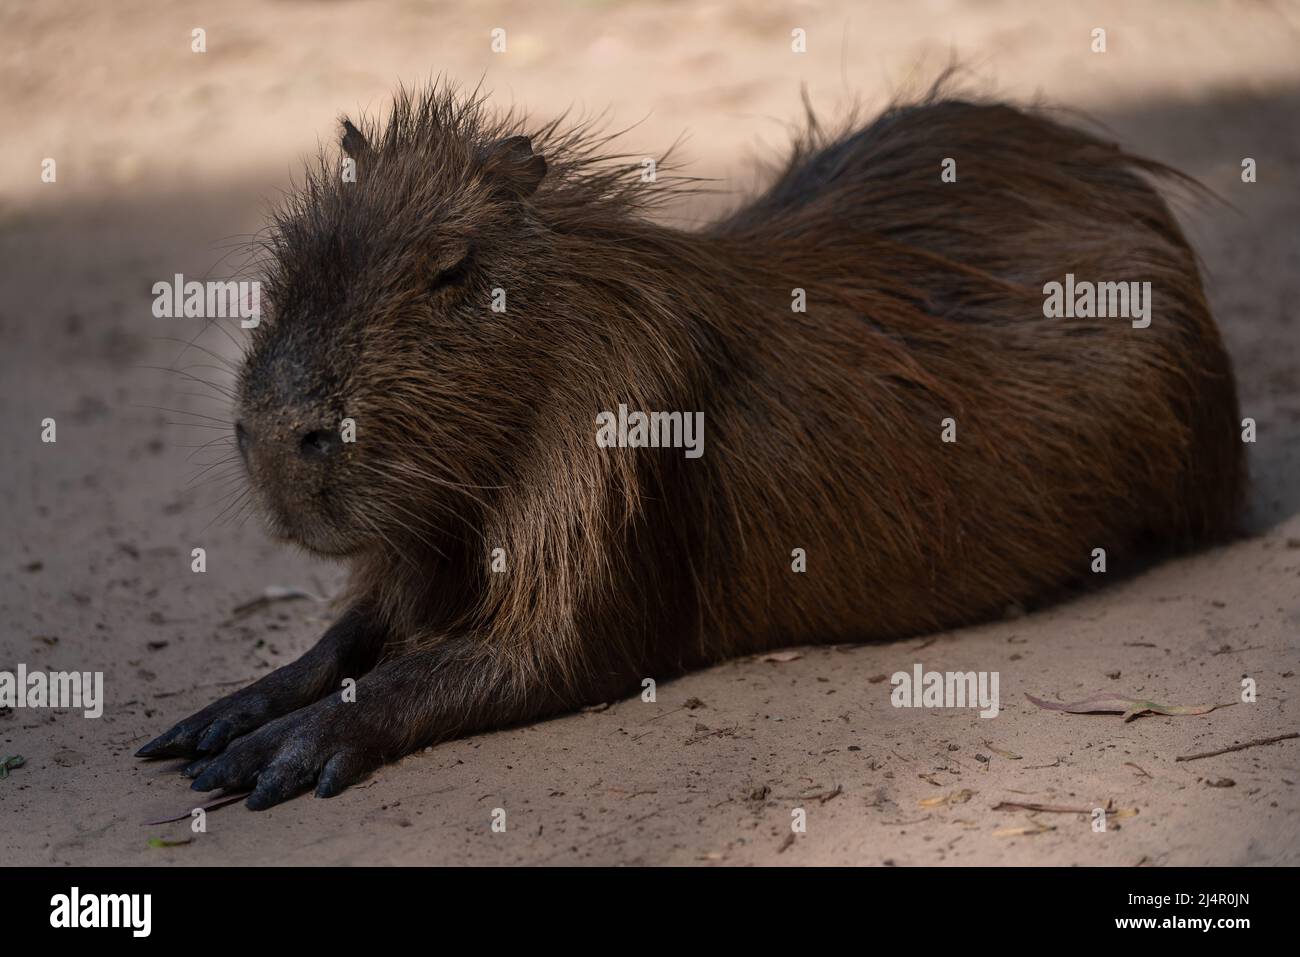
[132,404,232,426]
[150,336,241,373]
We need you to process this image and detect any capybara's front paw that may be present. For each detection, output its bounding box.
[136,690,275,760]
[136,678,304,760]
[188,698,381,810]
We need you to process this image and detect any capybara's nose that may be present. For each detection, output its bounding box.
[298,428,342,460]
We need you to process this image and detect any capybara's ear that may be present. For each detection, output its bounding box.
[340,118,371,161]
[476,135,547,199]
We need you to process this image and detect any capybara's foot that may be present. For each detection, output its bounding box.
[136,606,386,762]
[187,695,381,809]
[136,679,298,760]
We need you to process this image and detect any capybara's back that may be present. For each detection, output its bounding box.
[699,94,1245,649]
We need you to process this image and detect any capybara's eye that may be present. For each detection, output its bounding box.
[430,247,474,295]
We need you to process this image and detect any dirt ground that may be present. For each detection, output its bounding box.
[2,0,1298,865]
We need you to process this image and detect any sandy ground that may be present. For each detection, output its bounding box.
[2,0,1298,865]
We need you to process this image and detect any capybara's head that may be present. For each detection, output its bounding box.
[235,89,555,557]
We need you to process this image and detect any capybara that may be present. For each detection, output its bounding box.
[138,81,1244,808]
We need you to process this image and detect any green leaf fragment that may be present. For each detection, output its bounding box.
[147,837,193,848]
[0,755,25,779]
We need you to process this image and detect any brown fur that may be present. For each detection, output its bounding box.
[141,79,1245,805]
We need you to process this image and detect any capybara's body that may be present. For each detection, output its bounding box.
[698,97,1244,652]
[139,84,1244,808]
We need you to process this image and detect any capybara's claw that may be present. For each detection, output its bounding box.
[189,699,379,810]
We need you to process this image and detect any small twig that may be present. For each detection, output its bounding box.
[782,784,842,805]
[818,784,844,804]
[606,788,658,799]
[142,789,251,825]
[994,799,1131,817]
[1174,732,1299,762]
[645,705,688,723]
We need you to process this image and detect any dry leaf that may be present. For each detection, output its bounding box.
[1025,692,1232,723]
[760,651,802,663]
[919,788,974,808]
[983,741,1022,760]
[227,585,323,620]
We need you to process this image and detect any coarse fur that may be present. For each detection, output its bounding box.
[139,77,1245,808]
